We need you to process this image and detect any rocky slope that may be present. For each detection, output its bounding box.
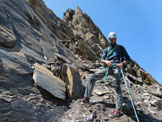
[0,0,161,122]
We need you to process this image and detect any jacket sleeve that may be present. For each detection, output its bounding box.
[120,46,131,63]
[101,48,108,60]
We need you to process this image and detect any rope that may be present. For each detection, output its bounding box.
[104,66,109,81]
[120,68,140,122]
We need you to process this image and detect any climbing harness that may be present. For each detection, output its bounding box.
[104,63,117,81]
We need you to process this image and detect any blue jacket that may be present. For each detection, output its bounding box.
[101,44,131,63]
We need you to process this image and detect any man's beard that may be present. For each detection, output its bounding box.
[110,42,116,47]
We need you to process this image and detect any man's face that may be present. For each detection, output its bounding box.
[109,38,116,46]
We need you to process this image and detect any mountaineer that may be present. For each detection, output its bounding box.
[82,32,131,118]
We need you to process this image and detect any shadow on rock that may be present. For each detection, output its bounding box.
[91,101,116,109]
[37,86,71,107]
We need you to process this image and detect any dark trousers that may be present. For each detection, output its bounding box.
[84,67,123,111]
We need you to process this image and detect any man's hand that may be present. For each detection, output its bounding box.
[116,63,123,68]
[101,60,112,67]
[105,60,112,67]
[116,60,127,68]
[123,60,127,65]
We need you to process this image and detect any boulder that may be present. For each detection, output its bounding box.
[61,65,84,99]
[33,63,66,100]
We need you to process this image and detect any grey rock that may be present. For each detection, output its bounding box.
[33,63,66,100]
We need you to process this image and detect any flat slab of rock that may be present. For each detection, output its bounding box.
[93,88,112,96]
[33,63,66,100]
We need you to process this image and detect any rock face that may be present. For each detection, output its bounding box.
[0,0,161,121]
[0,0,75,121]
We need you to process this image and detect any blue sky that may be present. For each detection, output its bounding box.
[43,0,162,84]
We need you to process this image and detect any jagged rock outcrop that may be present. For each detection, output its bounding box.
[0,0,161,121]
[64,6,109,60]
[126,60,157,85]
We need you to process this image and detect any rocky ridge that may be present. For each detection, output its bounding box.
[0,0,161,122]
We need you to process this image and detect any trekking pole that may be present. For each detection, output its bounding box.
[120,68,140,122]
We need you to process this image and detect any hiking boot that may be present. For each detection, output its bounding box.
[81,96,90,104]
[109,109,120,118]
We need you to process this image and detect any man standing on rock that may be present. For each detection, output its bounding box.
[82,32,131,118]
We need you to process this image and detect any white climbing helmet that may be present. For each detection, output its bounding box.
[108,32,117,39]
